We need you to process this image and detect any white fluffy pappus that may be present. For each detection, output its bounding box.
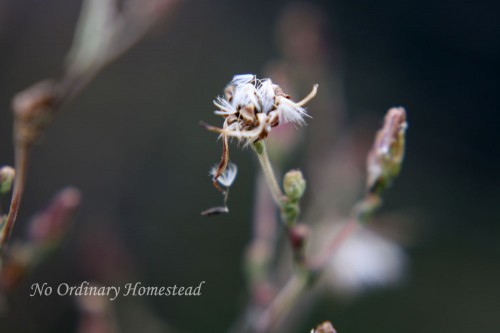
[210,162,238,188]
[202,74,317,194]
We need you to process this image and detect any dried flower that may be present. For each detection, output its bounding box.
[207,74,317,140]
[203,74,318,184]
[366,107,407,194]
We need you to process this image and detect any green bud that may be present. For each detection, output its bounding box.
[0,166,15,195]
[283,170,306,201]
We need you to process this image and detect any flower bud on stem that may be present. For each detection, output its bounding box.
[366,107,407,195]
[0,188,80,292]
[251,142,309,266]
[0,167,15,196]
[283,170,306,202]
[282,169,306,226]
[254,108,408,333]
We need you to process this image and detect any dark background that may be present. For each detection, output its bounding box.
[0,0,499,332]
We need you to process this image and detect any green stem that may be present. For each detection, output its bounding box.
[254,194,382,333]
[0,144,30,251]
[251,141,283,207]
[309,193,381,270]
[256,273,309,333]
[251,141,306,266]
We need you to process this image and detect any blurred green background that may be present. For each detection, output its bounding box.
[0,0,499,332]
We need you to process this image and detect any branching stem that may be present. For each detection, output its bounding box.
[256,274,308,333]
[251,193,382,333]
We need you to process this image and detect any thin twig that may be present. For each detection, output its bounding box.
[255,274,308,333]
[310,193,381,269]
[0,0,178,251]
[245,173,279,300]
[253,193,381,333]
[309,217,358,270]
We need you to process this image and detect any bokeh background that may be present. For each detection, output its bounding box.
[0,0,499,332]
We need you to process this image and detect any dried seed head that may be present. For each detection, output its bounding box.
[203,74,318,189]
[206,74,317,143]
[366,107,407,194]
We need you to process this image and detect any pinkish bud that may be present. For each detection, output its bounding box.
[366,107,407,194]
[28,188,81,244]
